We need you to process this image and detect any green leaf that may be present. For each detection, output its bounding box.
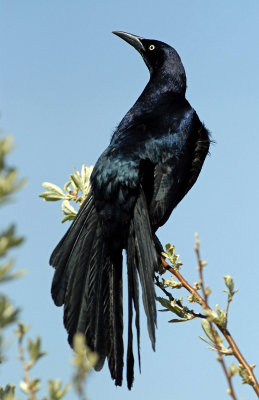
[238,364,254,385]
[61,215,76,223]
[0,155,26,203]
[229,362,238,377]
[0,384,15,400]
[0,225,24,257]
[162,243,182,269]
[73,333,98,372]
[0,260,25,283]
[41,182,65,195]
[0,296,20,328]
[39,182,68,201]
[61,200,78,223]
[69,164,93,201]
[201,318,224,348]
[15,321,30,341]
[61,200,77,218]
[224,275,234,292]
[156,297,187,318]
[223,275,238,299]
[19,378,40,394]
[72,333,98,396]
[0,135,14,161]
[48,379,70,400]
[201,319,215,343]
[70,172,83,193]
[40,164,94,224]
[27,337,47,368]
[215,304,226,328]
[168,318,189,323]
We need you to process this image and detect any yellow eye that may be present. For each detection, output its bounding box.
[149,44,155,51]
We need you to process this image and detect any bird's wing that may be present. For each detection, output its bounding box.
[110,108,209,231]
[144,113,210,230]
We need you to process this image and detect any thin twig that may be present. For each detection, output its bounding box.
[18,339,37,400]
[195,240,237,400]
[225,297,231,324]
[161,256,259,398]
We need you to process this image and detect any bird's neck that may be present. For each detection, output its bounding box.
[148,65,186,95]
[135,70,186,111]
[116,70,186,133]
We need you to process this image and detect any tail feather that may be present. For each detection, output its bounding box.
[125,189,157,388]
[94,255,113,370]
[50,188,158,389]
[126,223,141,390]
[107,257,124,386]
[50,199,124,384]
[133,190,157,350]
[51,195,94,306]
[63,211,99,343]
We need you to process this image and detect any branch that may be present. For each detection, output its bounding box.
[18,339,38,400]
[195,238,237,400]
[161,247,259,398]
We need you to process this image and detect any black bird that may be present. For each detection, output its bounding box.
[50,31,210,389]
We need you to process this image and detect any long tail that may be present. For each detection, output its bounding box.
[50,189,158,389]
[126,189,158,389]
[50,194,124,385]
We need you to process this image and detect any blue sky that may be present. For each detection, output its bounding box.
[1,1,259,399]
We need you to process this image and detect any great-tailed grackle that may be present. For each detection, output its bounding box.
[50,31,210,389]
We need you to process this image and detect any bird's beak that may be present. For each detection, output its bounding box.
[113,31,145,52]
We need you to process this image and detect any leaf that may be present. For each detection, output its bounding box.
[0,260,25,283]
[156,297,173,311]
[15,321,30,341]
[199,335,216,348]
[69,164,93,201]
[27,337,47,368]
[162,243,182,269]
[72,333,98,396]
[201,318,223,347]
[61,215,76,223]
[162,277,182,289]
[238,364,254,385]
[0,135,14,160]
[39,182,68,201]
[61,200,78,223]
[40,164,94,223]
[223,275,238,299]
[201,319,215,343]
[0,158,26,203]
[156,297,187,318]
[215,304,226,328]
[0,225,24,257]
[0,384,15,400]
[48,379,70,400]
[224,275,234,293]
[19,379,40,394]
[61,200,77,216]
[168,318,189,323]
[41,182,65,195]
[229,362,238,377]
[0,296,20,328]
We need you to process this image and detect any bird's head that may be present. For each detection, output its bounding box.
[113,31,186,94]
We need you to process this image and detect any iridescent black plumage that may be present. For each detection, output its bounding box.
[50,31,210,389]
